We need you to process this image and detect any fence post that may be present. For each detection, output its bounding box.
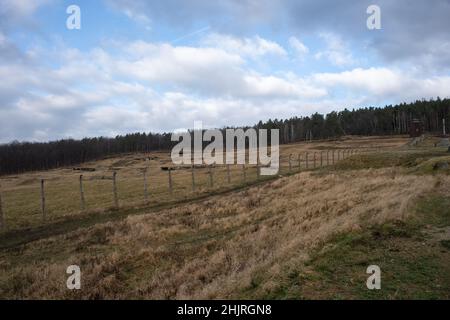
[320,151,323,167]
[288,154,292,172]
[305,152,309,169]
[298,153,301,170]
[0,185,4,230]
[242,164,246,183]
[112,172,118,208]
[226,164,231,184]
[79,175,85,211]
[208,166,213,188]
[327,150,329,166]
[191,165,196,192]
[256,163,261,180]
[40,179,46,220]
[313,152,316,168]
[168,169,173,195]
[143,168,149,203]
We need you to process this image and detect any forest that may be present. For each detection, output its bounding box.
[0,98,448,175]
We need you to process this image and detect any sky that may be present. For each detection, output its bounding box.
[1,0,450,143]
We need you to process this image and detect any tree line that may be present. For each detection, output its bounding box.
[0,97,448,175]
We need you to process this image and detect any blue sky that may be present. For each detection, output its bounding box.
[1,0,450,142]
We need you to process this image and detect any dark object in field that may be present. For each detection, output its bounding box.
[409,119,424,137]
[73,167,96,172]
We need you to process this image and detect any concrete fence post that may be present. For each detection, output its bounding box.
[40,179,46,220]
[191,165,196,192]
[112,172,119,207]
[256,163,261,180]
[288,154,292,172]
[0,185,4,230]
[168,169,173,195]
[143,168,149,203]
[79,175,85,211]
[305,152,309,169]
[208,166,214,188]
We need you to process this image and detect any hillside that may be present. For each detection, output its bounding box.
[0,135,449,299]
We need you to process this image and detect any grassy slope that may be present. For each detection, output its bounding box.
[0,136,449,299]
[249,196,450,299]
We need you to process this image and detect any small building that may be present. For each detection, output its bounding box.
[409,119,424,137]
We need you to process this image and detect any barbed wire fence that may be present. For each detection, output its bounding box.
[0,149,363,232]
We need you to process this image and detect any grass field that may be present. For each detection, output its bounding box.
[0,135,449,299]
[0,135,407,231]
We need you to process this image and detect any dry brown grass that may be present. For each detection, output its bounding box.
[0,136,409,231]
[1,163,445,299]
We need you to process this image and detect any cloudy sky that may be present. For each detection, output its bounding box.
[1,0,450,143]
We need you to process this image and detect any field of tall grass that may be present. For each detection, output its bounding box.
[0,136,407,231]
[1,135,449,299]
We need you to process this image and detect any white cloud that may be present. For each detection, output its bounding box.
[1,31,449,143]
[289,36,309,58]
[0,0,50,18]
[201,33,287,59]
[315,32,355,67]
[123,8,151,30]
[313,67,450,100]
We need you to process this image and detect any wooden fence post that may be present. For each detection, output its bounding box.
[191,165,196,192]
[226,164,231,184]
[320,151,323,167]
[168,169,173,195]
[143,168,149,203]
[298,153,301,170]
[112,172,118,207]
[208,166,213,188]
[313,152,317,168]
[40,179,46,220]
[242,164,246,183]
[79,175,85,211]
[0,185,4,230]
[327,150,330,166]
